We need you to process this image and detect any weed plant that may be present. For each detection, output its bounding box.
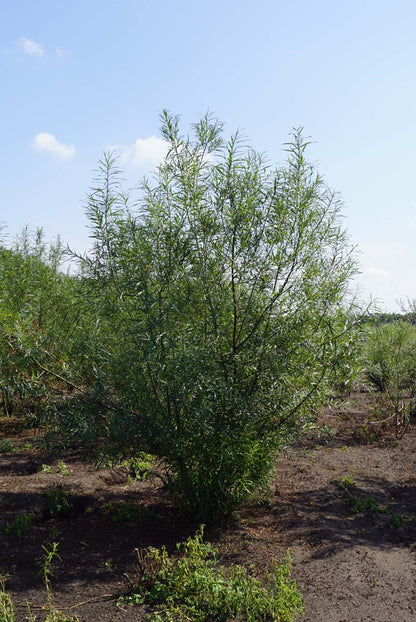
[44,486,73,518]
[122,453,153,481]
[57,461,70,476]
[4,512,35,537]
[0,576,14,622]
[38,543,79,622]
[120,527,304,621]
[337,473,356,492]
[0,546,79,622]
[346,496,387,515]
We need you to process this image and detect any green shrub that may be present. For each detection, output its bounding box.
[120,527,304,621]
[73,113,358,522]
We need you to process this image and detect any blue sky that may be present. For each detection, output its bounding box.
[2,0,416,310]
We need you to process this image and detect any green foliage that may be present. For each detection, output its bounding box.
[0,577,14,622]
[112,501,157,523]
[336,475,389,515]
[337,472,356,491]
[363,321,416,437]
[120,527,304,621]
[0,228,91,432]
[346,496,387,515]
[40,543,79,622]
[57,461,71,476]
[0,440,15,454]
[74,113,358,522]
[44,486,73,518]
[4,512,35,537]
[326,319,364,396]
[364,321,416,394]
[389,514,404,528]
[40,542,61,606]
[123,453,153,481]
[41,462,71,476]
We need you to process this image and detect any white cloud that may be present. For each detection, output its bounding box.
[366,267,390,278]
[18,37,44,58]
[32,133,76,159]
[111,136,169,168]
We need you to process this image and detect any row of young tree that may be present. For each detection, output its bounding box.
[0,113,413,522]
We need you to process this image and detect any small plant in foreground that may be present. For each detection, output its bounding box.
[40,542,79,622]
[44,486,73,518]
[119,526,304,621]
[4,512,35,537]
[42,464,54,474]
[41,542,61,610]
[0,576,14,622]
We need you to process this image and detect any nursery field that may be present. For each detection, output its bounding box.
[1,389,415,622]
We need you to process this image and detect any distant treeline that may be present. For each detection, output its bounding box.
[363,312,416,326]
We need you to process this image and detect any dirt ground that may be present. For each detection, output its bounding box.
[1,390,415,621]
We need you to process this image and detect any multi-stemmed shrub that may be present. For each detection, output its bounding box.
[73,112,358,521]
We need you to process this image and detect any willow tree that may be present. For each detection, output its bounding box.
[80,112,358,521]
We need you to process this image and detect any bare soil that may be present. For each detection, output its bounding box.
[1,390,415,621]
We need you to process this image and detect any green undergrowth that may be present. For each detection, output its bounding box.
[119,526,304,621]
[0,439,16,454]
[335,477,413,527]
[112,501,158,523]
[4,512,35,537]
